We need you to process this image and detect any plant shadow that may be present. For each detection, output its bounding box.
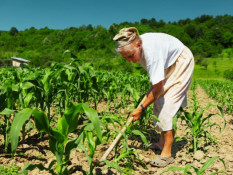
[0,132,50,162]
[95,168,117,175]
[0,152,47,162]
[19,132,50,154]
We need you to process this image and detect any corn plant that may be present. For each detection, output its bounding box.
[10,103,103,175]
[198,80,233,114]
[0,68,37,144]
[102,91,151,173]
[100,112,149,173]
[0,108,15,152]
[105,127,147,174]
[176,86,226,153]
[161,157,228,175]
[128,93,159,150]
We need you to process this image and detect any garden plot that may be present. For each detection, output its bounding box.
[0,84,232,175]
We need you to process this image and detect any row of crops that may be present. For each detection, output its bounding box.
[0,61,230,174]
[197,80,233,114]
[0,60,152,174]
[0,60,150,113]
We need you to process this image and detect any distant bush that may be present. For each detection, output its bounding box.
[195,56,208,70]
[224,68,233,80]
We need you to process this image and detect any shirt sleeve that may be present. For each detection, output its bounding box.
[147,59,165,85]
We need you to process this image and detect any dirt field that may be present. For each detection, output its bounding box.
[0,85,232,175]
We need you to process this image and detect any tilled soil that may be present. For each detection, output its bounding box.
[0,85,232,175]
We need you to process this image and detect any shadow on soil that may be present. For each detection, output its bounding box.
[95,168,116,175]
[128,128,188,158]
[0,132,49,162]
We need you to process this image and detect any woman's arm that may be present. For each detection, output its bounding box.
[131,81,164,121]
[143,81,164,108]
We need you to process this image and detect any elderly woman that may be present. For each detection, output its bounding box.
[113,27,194,167]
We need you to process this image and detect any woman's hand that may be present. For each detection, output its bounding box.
[131,108,143,122]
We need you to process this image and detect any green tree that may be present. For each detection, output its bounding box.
[9,27,18,36]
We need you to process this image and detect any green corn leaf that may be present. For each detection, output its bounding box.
[84,123,94,131]
[87,132,95,149]
[200,113,215,126]
[183,111,192,120]
[183,163,192,174]
[57,114,63,132]
[132,130,149,148]
[203,103,213,111]
[152,114,160,122]
[115,151,130,162]
[104,160,123,174]
[10,108,33,156]
[0,108,15,116]
[86,131,96,158]
[196,111,204,125]
[42,69,54,95]
[200,157,225,174]
[65,132,84,158]
[132,88,140,102]
[49,128,66,155]
[210,170,228,175]
[161,166,185,174]
[21,82,34,90]
[50,127,66,143]
[101,115,121,129]
[78,66,85,74]
[65,68,72,81]
[174,137,185,143]
[82,103,102,142]
[62,103,83,135]
[32,109,49,133]
[189,164,200,174]
[23,92,34,108]
[217,105,226,130]
[12,84,19,92]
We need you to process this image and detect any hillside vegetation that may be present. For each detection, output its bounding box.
[0,15,232,75]
[193,48,233,79]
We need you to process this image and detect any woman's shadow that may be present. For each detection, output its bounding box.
[128,128,187,158]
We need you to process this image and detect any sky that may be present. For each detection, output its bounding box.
[0,0,233,31]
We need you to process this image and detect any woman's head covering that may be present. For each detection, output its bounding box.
[113,27,140,48]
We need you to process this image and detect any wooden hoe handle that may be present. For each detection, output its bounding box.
[99,95,147,162]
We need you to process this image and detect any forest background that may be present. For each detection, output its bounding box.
[0,14,233,79]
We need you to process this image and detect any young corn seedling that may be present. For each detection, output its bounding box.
[104,127,147,174]
[161,157,228,175]
[103,94,154,173]
[129,92,160,150]
[10,103,103,175]
[176,85,226,153]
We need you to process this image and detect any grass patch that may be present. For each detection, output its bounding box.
[193,48,233,80]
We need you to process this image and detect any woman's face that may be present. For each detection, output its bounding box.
[120,40,142,63]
